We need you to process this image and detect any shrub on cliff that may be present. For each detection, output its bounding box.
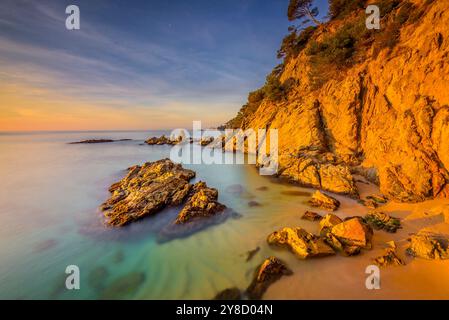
[277,26,317,60]
[328,0,365,20]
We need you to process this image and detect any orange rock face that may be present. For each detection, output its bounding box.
[225,1,449,202]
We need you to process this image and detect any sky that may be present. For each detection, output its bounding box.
[0,0,329,131]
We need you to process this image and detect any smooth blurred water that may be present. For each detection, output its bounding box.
[2,131,449,300]
[0,131,318,299]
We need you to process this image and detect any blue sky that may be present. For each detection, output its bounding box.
[0,0,329,130]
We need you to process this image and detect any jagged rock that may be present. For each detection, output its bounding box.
[101,159,195,226]
[319,164,359,198]
[301,211,323,221]
[245,257,292,300]
[267,227,335,259]
[319,214,343,233]
[321,227,361,256]
[213,288,242,300]
[374,242,405,267]
[330,217,373,249]
[199,136,214,146]
[365,212,401,233]
[308,191,340,211]
[278,154,358,197]
[175,182,226,224]
[406,233,449,260]
[145,135,180,145]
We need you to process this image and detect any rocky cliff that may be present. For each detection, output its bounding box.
[225,0,449,202]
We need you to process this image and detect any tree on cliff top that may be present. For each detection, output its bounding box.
[287,0,321,26]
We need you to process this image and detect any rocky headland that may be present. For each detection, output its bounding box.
[69,139,132,144]
[224,0,449,203]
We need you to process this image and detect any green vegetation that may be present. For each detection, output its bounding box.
[328,0,365,20]
[224,0,430,127]
[277,26,317,60]
[306,15,369,88]
[223,65,296,128]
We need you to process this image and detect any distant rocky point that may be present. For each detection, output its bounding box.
[69,139,132,144]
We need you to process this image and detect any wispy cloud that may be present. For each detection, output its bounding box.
[0,0,288,130]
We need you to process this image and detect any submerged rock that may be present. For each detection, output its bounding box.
[175,182,226,224]
[301,211,323,221]
[88,266,109,291]
[365,212,401,233]
[267,227,335,259]
[213,287,242,300]
[245,257,292,300]
[406,233,449,260]
[374,242,405,267]
[101,159,195,226]
[245,246,260,262]
[248,200,261,207]
[100,272,145,299]
[145,135,180,145]
[308,191,340,211]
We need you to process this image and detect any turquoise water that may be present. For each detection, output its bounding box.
[3,131,449,300]
[0,131,320,299]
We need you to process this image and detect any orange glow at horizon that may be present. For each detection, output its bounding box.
[0,83,233,132]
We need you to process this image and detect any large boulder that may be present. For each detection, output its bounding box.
[245,257,292,300]
[278,153,358,197]
[101,159,195,226]
[330,218,373,249]
[267,227,335,259]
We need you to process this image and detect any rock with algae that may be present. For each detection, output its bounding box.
[365,211,401,233]
[374,242,405,267]
[406,232,449,260]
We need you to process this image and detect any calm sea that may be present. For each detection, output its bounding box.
[1,131,448,299]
